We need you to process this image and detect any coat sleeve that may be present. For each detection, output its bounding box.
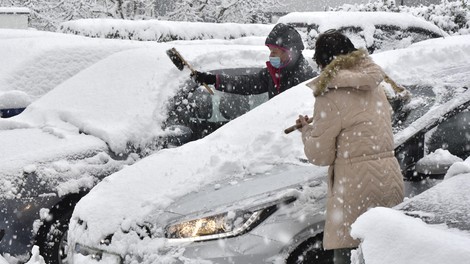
[301,96,342,166]
[216,68,270,95]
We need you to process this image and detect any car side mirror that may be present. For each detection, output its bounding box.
[163,125,193,147]
[415,149,463,179]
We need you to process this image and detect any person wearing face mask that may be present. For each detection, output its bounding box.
[192,23,317,99]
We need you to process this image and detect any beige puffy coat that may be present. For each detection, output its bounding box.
[301,49,404,250]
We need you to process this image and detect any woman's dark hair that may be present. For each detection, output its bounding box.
[313,29,357,68]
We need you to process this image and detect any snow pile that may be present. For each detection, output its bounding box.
[353,163,470,264]
[24,246,45,264]
[0,90,31,109]
[0,7,30,14]
[418,149,463,165]
[351,206,470,264]
[59,19,274,42]
[445,156,470,180]
[416,148,463,174]
[0,246,46,264]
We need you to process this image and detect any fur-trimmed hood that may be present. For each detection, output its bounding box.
[307,48,385,97]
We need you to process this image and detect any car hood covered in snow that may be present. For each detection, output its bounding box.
[156,164,328,223]
[351,161,470,264]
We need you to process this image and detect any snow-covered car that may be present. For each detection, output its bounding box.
[67,35,470,264]
[0,29,147,118]
[351,160,470,264]
[0,29,272,264]
[277,11,447,53]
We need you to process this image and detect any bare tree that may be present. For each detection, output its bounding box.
[166,0,281,23]
[1,0,157,31]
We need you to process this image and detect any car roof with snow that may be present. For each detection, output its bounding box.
[278,11,445,34]
[0,28,268,108]
[278,11,448,53]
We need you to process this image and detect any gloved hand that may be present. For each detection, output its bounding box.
[192,71,216,85]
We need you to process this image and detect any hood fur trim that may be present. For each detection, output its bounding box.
[307,48,368,97]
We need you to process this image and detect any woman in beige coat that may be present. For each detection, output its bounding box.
[296,30,404,263]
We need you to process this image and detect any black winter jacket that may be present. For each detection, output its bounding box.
[216,56,316,99]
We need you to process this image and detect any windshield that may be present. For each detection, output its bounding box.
[392,84,469,134]
[165,67,267,143]
[393,84,470,180]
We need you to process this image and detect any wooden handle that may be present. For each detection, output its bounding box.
[284,117,314,134]
[171,48,214,95]
[201,82,214,95]
[181,56,214,95]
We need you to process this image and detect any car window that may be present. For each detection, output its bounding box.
[392,84,436,134]
[427,110,470,160]
[394,86,470,180]
[370,25,443,53]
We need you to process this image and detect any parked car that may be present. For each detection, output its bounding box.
[67,35,470,264]
[277,11,447,53]
[0,29,148,119]
[0,29,271,264]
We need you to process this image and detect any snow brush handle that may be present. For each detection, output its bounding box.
[284,117,314,134]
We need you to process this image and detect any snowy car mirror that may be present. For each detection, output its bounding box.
[415,149,463,178]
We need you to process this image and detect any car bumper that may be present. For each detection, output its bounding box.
[0,196,59,257]
[71,214,326,264]
[72,234,287,264]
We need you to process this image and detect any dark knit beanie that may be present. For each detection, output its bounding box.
[314,29,357,68]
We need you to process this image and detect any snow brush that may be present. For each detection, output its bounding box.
[166,47,214,95]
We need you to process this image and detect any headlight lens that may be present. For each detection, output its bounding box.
[165,208,269,242]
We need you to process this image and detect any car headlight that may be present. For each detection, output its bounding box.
[165,197,296,242]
